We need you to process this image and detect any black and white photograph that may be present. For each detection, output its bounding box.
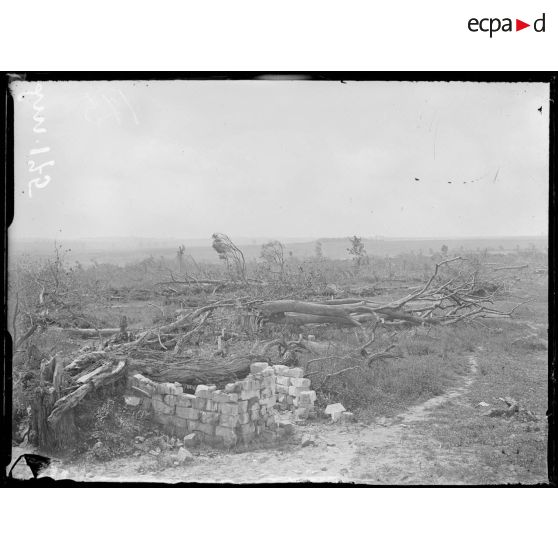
[5,75,550,485]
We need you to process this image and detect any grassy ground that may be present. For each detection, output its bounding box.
[10,256,548,483]
[296,309,496,423]
[348,273,548,484]
[425,332,547,483]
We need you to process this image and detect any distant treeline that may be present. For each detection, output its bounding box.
[10,235,548,266]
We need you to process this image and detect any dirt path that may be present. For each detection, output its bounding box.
[11,347,546,484]
[345,354,481,484]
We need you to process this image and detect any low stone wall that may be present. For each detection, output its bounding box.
[126,362,316,447]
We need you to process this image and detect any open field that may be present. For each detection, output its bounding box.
[7,241,548,484]
[10,235,548,265]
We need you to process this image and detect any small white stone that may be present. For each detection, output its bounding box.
[325,403,346,421]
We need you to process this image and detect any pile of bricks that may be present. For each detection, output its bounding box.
[272,364,317,419]
[126,361,316,447]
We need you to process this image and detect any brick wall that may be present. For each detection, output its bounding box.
[126,362,316,447]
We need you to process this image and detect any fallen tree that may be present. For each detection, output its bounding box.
[51,327,121,339]
[259,257,524,328]
[129,355,258,386]
[47,360,127,427]
[26,256,528,450]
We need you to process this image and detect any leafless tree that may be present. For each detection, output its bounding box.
[211,233,247,282]
[347,235,369,268]
[176,244,185,273]
[260,240,286,279]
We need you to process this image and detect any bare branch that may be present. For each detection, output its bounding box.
[366,344,399,367]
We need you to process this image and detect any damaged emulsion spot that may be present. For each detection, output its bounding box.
[8,453,51,480]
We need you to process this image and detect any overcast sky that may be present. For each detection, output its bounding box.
[10,79,549,241]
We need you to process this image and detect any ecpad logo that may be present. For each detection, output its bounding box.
[468,13,546,37]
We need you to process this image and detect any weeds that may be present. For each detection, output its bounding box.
[84,398,140,461]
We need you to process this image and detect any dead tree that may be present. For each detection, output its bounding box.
[211,233,247,283]
[260,240,286,279]
[347,235,369,268]
[29,359,127,452]
[176,244,186,273]
[259,257,523,328]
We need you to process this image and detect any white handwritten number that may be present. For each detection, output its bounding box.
[17,82,54,198]
[28,159,55,173]
[29,146,50,155]
[28,176,51,196]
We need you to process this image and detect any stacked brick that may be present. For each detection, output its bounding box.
[127,361,316,447]
[272,365,317,419]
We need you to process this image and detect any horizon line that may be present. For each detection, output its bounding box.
[9,233,548,241]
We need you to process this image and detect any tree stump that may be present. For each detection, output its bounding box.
[30,385,77,452]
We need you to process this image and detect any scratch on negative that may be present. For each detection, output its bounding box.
[102,94,122,125]
[118,90,140,125]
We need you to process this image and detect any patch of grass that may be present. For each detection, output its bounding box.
[313,352,465,422]
[401,336,438,356]
[306,319,499,422]
[413,315,548,483]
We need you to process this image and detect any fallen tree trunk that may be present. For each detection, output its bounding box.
[261,300,359,319]
[273,312,365,327]
[65,351,107,373]
[130,355,259,387]
[47,383,93,427]
[261,299,429,326]
[76,361,113,384]
[257,257,515,327]
[52,327,121,339]
[48,360,127,427]
[261,300,363,327]
[320,298,375,305]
